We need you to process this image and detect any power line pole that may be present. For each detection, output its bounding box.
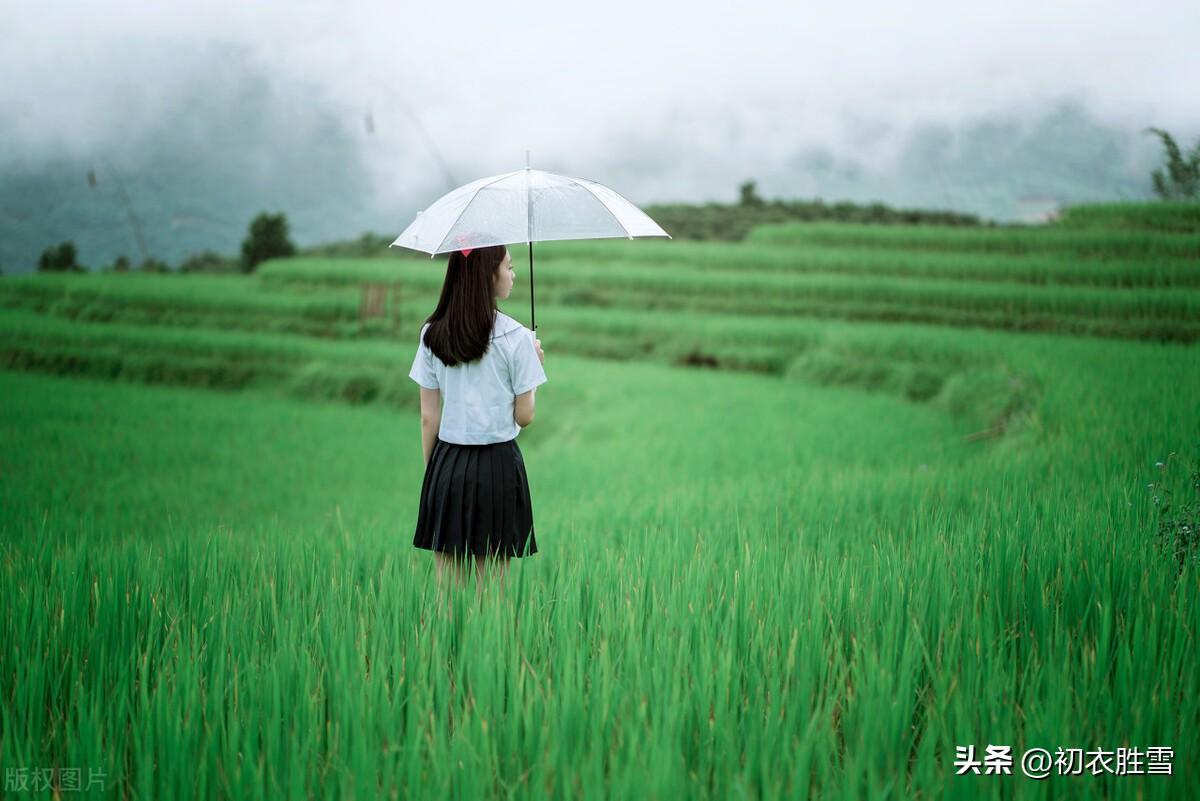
[93,155,150,265]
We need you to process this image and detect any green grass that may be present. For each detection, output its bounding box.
[0,304,1051,432]
[1055,201,1200,234]
[3,217,1199,798]
[260,256,1199,322]
[747,221,1200,259]
[2,327,1197,797]
[9,234,1199,348]
[535,239,1200,289]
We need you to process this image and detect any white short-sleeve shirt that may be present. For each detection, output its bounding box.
[408,310,548,445]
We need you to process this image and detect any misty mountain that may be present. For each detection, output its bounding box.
[0,42,1172,274]
[0,41,378,274]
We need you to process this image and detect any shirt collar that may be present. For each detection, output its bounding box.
[493,311,524,338]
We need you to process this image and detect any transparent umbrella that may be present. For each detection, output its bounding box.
[390,152,671,330]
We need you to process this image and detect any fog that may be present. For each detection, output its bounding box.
[2,0,1198,270]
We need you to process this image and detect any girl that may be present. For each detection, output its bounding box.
[408,244,547,599]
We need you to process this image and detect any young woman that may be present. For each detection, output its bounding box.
[408,244,547,598]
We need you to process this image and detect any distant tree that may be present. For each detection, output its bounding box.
[180,250,236,274]
[112,255,131,272]
[140,256,170,273]
[38,241,83,272]
[738,180,764,208]
[1143,127,1200,201]
[241,211,297,273]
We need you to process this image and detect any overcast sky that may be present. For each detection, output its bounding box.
[3,0,1199,211]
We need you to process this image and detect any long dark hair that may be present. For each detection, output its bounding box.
[421,244,507,366]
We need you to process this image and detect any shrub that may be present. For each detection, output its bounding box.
[297,232,394,259]
[139,257,171,273]
[1143,127,1200,201]
[38,241,84,272]
[180,250,238,274]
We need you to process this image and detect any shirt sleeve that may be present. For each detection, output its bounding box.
[408,328,439,389]
[508,328,548,396]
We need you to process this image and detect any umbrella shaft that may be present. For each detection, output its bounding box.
[528,241,536,331]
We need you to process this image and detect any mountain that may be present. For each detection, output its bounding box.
[0,41,1176,274]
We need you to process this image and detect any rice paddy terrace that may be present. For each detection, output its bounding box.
[1,204,1198,798]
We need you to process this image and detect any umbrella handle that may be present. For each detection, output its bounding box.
[528,240,536,331]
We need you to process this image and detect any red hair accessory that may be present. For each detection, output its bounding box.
[460,247,473,257]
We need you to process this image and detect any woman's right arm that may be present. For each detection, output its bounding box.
[513,336,544,427]
[514,388,536,427]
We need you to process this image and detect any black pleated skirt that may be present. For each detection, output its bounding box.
[413,436,538,558]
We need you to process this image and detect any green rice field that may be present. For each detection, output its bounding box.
[2,206,1198,799]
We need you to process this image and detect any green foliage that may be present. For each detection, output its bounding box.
[258,255,1200,343]
[0,308,423,414]
[296,231,400,259]
[37,241,83,273]
[644,194,985,241]
[0,273,358,338]
[738,179,764,208]
[241,211,297,273]
[139,257,171,274]
[3,211,1200,796]
[13,219,1199,349]
[179,250,238,274]
[1143,127,1200,201]
[748,220,1200,259]
[533,237,1200,289]
[1150,450,1200,576]
[0,318,1198,797]
[1055,201,1200,234]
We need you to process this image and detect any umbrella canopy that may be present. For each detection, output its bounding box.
[391,164,671,330]
[390,167,671,255]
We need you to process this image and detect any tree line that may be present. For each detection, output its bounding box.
[25,126,1199,274]
[34,212,296,274]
